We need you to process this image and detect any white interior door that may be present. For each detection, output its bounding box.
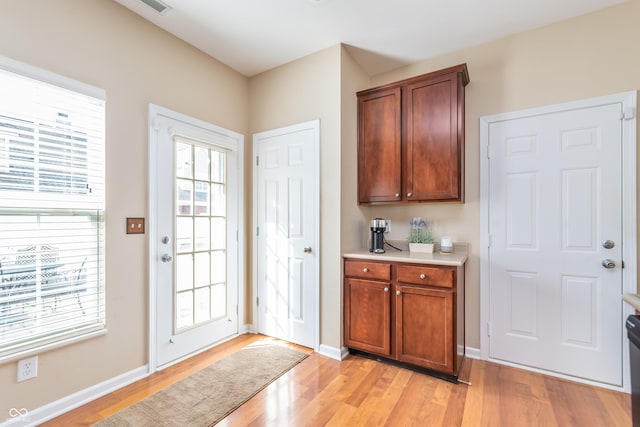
[254,120,319,349]
[150,105,243,369]
[485,95,636,386]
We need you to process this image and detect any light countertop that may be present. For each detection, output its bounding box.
[344,244,468,267]
[623,294,640,311]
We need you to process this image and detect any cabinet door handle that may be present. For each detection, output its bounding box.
[395,193,400,198]
[419,273,426,279]
[396,290,401,296]
[407,192,413,197]
[363,267,369,273]
[384,287,389,292]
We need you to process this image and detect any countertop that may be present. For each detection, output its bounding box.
[623,294,640,311]
[343,244,468,267]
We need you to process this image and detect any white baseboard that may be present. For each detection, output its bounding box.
[1,366,148,427]
[318,344,348,361]
[241,323,255,334]
[465,346,481,360]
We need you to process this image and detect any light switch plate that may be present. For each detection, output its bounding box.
[126,218,145,234]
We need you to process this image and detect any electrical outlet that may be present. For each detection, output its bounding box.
[385,220,391,233]
[17,356,38,382]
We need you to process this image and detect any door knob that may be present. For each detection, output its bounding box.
[602,240,615,249]
[601,259,616,269]
[161,254,173,263]
[304,247,312,254]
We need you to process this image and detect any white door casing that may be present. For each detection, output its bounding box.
[480,92,637,390]
[253,120,319,350]
[149,104,245,371]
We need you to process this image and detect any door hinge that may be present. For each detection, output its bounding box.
[151,118,160,131]
[486,144,491,159]
[256,226,259,237]
[256,297,259,307]
[487,321,492,337]
[622,260,625,269]
[487,234,492,248]
[623,107,635,120]
[256,156,259,166]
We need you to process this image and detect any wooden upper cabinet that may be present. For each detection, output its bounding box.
[357,64,469,204]
[357,87,402,203]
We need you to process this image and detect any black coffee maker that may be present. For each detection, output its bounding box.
[369,218,386,253]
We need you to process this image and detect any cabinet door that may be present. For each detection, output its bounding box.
[405,72,463,202]
[344,278,391,356]
[395,284,454,373]
[357,87,402,203]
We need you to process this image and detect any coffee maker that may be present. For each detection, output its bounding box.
[369,218,386,253]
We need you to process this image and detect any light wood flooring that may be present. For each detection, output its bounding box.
[41,333,631,426]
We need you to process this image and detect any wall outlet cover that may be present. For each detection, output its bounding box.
[17,355,38,382]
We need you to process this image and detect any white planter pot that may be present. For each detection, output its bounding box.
[409,243,435,253]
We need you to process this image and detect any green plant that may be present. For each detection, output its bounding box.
[408,217,434,243]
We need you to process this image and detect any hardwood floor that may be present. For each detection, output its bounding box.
[41,334,631,426]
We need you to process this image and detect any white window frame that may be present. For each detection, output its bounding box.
[0,55,106,362]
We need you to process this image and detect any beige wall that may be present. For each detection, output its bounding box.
[0,0,249,416]
[249,45,343,348]
[339,48,373,347]
[1,0,640,418]
[360,0,640,349]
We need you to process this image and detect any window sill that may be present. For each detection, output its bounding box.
[0,327,107,364]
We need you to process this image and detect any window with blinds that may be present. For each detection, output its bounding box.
[0,58,105,360]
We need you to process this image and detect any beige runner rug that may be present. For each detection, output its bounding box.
[94,340,308,426]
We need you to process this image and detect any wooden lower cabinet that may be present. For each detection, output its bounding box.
[344,278,391,356]
[396,284,454,373]
[344,258,465,380]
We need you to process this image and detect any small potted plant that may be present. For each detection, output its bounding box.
[408,217,434,253]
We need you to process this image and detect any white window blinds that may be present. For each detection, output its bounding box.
[0,58,105,360]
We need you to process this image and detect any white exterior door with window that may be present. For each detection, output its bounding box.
[481,92,636,387]
[253,120,319,349]
[150,105,244,369]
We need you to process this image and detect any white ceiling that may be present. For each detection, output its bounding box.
[114,0,625,77]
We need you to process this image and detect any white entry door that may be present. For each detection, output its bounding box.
[483,93,636,386]
[254,120,319,349]
[150,105,244,369]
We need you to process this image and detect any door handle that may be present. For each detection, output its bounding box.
[161,254,173,263]
[601,259,616,269]
[304,247,312,254]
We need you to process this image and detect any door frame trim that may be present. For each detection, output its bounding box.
[252,119,320,351]
[479,91,637,391]
[148,104,245,372]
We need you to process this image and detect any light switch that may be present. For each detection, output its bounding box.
[126,217,145,234]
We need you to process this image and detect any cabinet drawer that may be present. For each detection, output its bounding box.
[397,264,454,288]
[345,260,391,281]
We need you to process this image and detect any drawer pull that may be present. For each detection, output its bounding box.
[419,273,426,279]
[384,287,389,292]
[363,267,369,273]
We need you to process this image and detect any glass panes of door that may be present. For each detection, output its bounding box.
[174,140,227,332]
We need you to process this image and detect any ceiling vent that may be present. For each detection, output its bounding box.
[139,0,171,14]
